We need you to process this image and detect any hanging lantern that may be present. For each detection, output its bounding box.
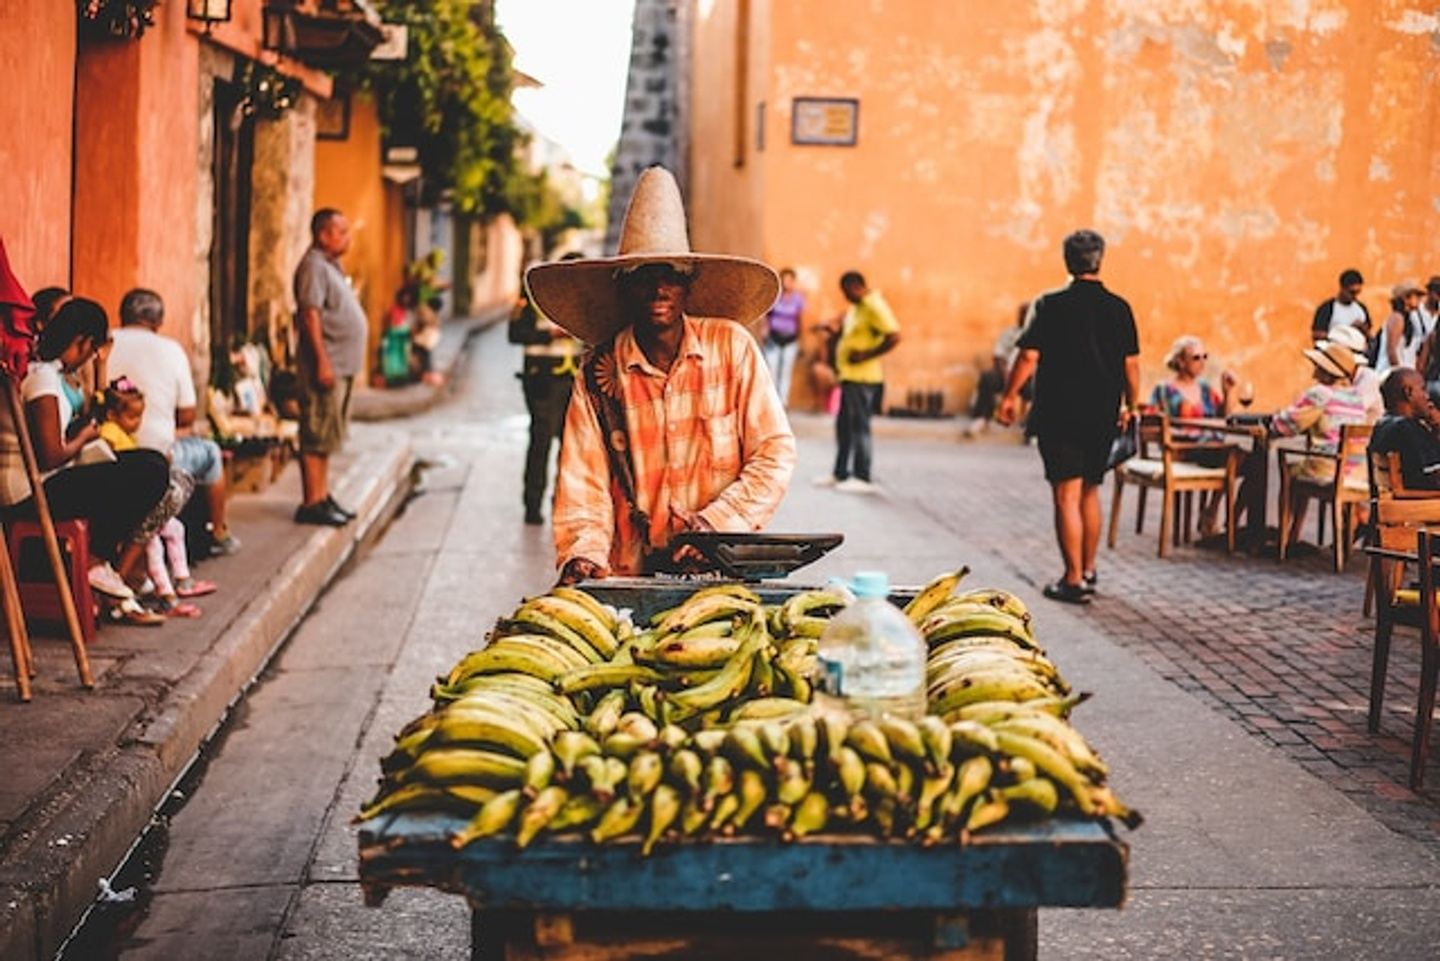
[184,0,231,28]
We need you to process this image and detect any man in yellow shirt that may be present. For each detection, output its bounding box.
[817,270,900,493]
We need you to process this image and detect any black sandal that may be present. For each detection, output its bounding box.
[1082,571,1098,595]
[1043,579,1092,605]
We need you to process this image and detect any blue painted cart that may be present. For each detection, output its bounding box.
[357,577,1129,959]
[358,813,1127,960]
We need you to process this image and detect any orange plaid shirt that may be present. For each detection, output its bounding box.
[554,317,797,575]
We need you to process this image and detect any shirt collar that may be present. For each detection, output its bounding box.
[615,316,706,375]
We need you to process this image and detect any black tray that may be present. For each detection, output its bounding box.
[648,532,843,581]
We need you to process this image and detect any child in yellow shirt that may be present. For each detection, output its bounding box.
[101,380,215,616]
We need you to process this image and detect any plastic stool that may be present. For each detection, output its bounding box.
[6,518,97,645]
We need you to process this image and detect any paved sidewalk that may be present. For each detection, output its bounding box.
[350,306,510,422]
[0,423,414,961]
[837,435,1440,842]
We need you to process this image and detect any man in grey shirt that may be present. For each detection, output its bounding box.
[292,208,367,526]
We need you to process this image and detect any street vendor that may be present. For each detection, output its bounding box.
[525,166,796,584]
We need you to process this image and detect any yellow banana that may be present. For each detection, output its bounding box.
[686,583,763,605]
[397,748,528,789]
[903,566,970,624]
[730,697,809,722]
[999,756,1037,783]
[701,755,734,811]
[354,783,492,823]
[788,714,819,775]
[547,792,606,833]
[953,587,1030,623]
[668,748,704,794]
[912,764,956,832]
[428,713,550,759]
[691,729,727,757]
[995,777,1059,816]
[708,792,742,832]
[863,762,900,801]
[551,730,601,780]
[664,634,762,720]
[757,721,791,767]
[917,716,953,776]
[642,783,681,856]
[991,715,1108,780]
[517,594,619,659]
[657,594,760,634]
[727,768,769,835]
[877,716,927,764]
[723,725,770,770]
[948,719,1000,757]
[515,785,569,848]
[646,631,744,669]
[928,671,1058,716]
[923,611,1038,651]
[963,795,1010,835]
[444,643,573,686]
[928,754,992,842]
[680,794,711,835]
[846,719,895,765]
[775,761,811,805]
[555,663,665,696]
[626,750,665,797]
[450,789,523,848]
[584,689,628,739]
[948,694,1086,725]
[590,796,644,843]
[991,731,1099,816]
[522,750,556,798]
[785,791,830,841]
[548,586,621,634]
[615,711,659,742]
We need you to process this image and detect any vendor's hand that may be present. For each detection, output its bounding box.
[558,557,607,586]
[995,394,1019,427]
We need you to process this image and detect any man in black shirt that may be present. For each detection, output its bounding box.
[1370,367,1440,491]
[997,229,1140,604]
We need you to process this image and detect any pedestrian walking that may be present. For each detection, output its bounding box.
[291,208,366,527]
[525,166,795,584]
[1375,280,1427,376]
[815,270,900,493]
[509,252,583,526]
[997,229,1139,604]
[761,267,804,406]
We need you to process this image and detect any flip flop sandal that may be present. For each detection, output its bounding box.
[164,601,202,618]
[107,598,165,626]
[174,578,218,598]
[1042,579,1092,605]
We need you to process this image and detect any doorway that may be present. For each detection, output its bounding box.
[209,78,254,391]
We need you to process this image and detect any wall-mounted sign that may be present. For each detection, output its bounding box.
[791,97,859,146]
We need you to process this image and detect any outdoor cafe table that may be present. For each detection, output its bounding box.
[1171,414,1274,546]
[358,812,1129,961]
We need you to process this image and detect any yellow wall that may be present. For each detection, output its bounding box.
[0,1,75,291]
[690,0,1440,412]
[314,93,405,379]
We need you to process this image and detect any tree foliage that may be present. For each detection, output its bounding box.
[359,0,524,217]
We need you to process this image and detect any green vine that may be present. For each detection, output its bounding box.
[77,0,159,39]
[236,62,301,120]
[346,1,529,218]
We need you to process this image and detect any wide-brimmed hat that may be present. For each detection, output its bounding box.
[1323,324,1369,359]
[1304,340,1361,381]
[524,167,780,345]
[1393,279,1423,299]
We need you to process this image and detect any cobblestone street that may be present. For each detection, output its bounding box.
[859,430,1439,842]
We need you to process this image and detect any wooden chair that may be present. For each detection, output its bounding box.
[1364,497,1440,788]
[1277,423,1372,572]
[1108,413,1240,557]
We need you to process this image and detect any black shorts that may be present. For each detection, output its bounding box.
[1037,430,1113,486]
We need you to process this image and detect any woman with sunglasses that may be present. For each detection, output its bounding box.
[1149,335,1239,537]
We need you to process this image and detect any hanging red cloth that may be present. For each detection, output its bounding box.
[0,237,36,380]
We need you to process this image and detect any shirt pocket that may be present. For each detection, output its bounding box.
[702,412,741,479]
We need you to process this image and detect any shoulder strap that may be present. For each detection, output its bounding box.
[581,342,652,541]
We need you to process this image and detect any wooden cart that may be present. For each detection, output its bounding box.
[359,813,1127,960]
[357,573,1129,959]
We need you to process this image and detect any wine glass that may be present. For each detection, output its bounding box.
[1238,382,1255,410]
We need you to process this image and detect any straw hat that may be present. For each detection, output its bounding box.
[1304,339,1362,381]
[1392,279,1423,299]
[524,167,780,345]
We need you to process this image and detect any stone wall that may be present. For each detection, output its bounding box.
[605,0,689,249]
[249,97,318,362]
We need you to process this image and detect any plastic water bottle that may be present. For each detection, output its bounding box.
[816,571,927,720]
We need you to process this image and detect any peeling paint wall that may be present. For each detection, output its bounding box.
[688,0,1440,411]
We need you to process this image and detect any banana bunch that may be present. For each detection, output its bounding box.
[360,575,1143,843]
[553,585,833,723]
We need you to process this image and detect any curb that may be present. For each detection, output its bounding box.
[0,438,415,961]
[350,306,510,422]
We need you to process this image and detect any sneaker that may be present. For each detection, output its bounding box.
[208,533,242,557]
[1042,579,1091,605]
[295,501,350,527]
[835,477,880,495]
[88,563,135,600]
[812,474,839,488]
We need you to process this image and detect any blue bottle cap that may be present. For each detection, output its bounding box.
[851,571,889,599]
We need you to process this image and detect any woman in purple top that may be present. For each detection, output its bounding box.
[762,268,805,407]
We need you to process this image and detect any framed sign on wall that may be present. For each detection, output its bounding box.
[791,97,859,146]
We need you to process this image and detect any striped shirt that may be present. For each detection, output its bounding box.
[554,317,796,575]
[1271,383,1370,482]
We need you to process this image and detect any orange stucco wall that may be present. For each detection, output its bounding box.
[0,1,76,291]
[73,0,200,351]
[315,93,405,377]
[690,0,1440,413]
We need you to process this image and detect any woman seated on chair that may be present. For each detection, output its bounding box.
[1149,335,1239,536]
[0,297,169,624]
[1271,339,1373,550]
